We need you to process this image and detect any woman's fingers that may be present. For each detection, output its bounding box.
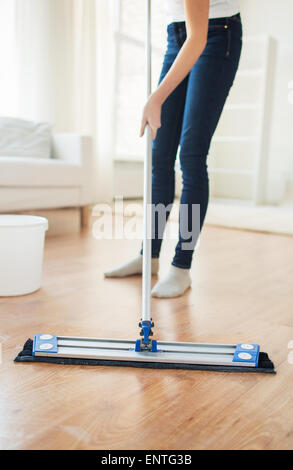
[140,121,158,140]
[150,118,161,140]
[140,95,162,140]
[141,121,160,140]
[140,116,147,137]
[151,125,157,140]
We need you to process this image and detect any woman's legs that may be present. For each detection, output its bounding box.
[105,17,242,296]
[153,16,242,296]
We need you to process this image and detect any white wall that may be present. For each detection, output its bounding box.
[0,0,18,116]
[239,0,293,200]
[15,0,81,131]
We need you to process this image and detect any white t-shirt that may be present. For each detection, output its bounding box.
[165,0,240,24]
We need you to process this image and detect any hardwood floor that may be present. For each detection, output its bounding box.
[0,224,293,450]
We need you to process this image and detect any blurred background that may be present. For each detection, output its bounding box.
[0,0,292,235]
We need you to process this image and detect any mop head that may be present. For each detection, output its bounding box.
[14,339,275,373]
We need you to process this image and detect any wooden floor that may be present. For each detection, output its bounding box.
[1,224,293,450]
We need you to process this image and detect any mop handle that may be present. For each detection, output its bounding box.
[142,0,152,323]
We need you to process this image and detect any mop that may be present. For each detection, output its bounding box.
[15,0,275,374]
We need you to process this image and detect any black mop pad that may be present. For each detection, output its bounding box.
[14,339,275,373]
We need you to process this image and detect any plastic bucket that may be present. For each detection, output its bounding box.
[0,215,49,296]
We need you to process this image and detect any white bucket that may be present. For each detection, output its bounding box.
[0,215,49,296]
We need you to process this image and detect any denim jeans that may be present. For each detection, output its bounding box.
[144,14,242,269]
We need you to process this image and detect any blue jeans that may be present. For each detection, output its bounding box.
[144,14,242,269]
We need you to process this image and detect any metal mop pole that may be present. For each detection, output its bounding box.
[137,0,156,351]
[142,0,152,323]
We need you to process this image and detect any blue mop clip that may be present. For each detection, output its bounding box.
[135,321,158,352]
[32,334,58,356]
[232,343,260,367]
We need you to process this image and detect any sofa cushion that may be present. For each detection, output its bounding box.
[0,117,53,159]
[0,156,85,187]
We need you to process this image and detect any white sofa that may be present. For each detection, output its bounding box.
[0,134,94,224]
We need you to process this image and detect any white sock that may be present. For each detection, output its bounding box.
[104,254,159,278]
[151,265,191,298]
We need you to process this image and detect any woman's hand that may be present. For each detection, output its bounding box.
[140,92,162,140]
